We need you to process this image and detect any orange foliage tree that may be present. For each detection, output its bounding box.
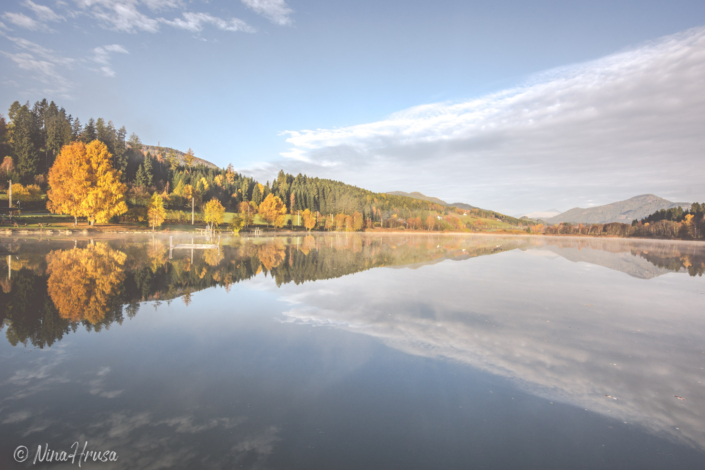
[258,194,287,227]
[48,140,127,225]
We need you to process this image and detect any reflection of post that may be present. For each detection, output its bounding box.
[7,255,10,280]
[191,237,194,264]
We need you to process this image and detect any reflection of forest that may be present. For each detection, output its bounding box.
[0,235,703,349]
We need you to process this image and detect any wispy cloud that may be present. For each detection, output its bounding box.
[72,0,254,34]
[2,12,39,30]
[268,27,705,214]
[92,43,128,77]
[23,0,64,23]
[163,12,255,33]
[0,33,75,97]
[242,0,293,26]
[2,1,64,31]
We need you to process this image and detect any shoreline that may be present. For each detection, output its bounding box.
[2,226,703,245]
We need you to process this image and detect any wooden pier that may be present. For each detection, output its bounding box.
[169,236,220,260]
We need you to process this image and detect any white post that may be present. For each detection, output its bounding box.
[191,197,195,225]
[8,180,11,208]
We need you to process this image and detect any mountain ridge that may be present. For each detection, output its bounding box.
[546,194,691,224]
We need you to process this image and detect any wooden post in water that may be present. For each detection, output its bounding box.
[191,197,195,225]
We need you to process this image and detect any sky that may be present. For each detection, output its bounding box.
[1,0,704,215]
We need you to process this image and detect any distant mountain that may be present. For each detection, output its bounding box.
[546,195,691,225]
[141,145,219,169]
[522,209,562,220]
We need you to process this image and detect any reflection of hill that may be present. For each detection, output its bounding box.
[526,237,705,279]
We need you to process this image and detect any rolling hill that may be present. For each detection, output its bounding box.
[141,145,219,169]
[522,209,562,220]
[546,194,691,225]
[387,191,479,211]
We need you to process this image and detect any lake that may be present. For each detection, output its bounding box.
[1,233,704,469]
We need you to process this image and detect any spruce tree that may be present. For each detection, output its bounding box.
[143,154,153,186]
[83,118,97,143]
[135,164,147,188]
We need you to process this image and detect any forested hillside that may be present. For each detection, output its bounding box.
[0,98,534,231]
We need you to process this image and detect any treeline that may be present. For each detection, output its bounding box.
[540,202,705,240]
[634,203,704,225]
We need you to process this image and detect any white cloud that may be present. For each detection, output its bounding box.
[23,0,64,23]
[92,43,128,76]
[271,27,705,214]
[163,12,255,33]
[2,12,39,30]
[0,33,75,97]
[242,0,292,26]
[69,0,255,34]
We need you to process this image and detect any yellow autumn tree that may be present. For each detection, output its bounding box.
[183,148,195,171]
[148,192,166,230]
[258,194,287,227]
[203,198,225,230]
[47,141,90,225]
[46,243,127,323]
[302,208,316,232]
[48,141,127,225]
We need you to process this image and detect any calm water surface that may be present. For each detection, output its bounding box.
[1,234,704,469]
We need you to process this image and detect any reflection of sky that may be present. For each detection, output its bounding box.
[1,236,705,469]
[275,244,705,451]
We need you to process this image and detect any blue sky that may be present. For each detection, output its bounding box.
[1,0,705,215]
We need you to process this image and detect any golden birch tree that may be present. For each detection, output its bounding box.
[148,192,166,230]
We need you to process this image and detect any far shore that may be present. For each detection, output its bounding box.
[1,225,703,244]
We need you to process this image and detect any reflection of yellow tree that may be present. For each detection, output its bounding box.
[46,243,127,323]
[301,235,316,255]
[258,242,286,270]
[147,242,168,272]
[204,248,224,267]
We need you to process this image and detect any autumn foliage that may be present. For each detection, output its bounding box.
[47,140,128,225]
[46,243,127,323]
[258,194,287,226]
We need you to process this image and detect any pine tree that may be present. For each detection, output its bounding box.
[143,154,153,186]
[71,117,82,141]
[8,102,40,181]
[83,118,97,143]
[135,164,147,188]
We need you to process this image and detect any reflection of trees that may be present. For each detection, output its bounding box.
[5,235,702,350]
[204,248,224,267]
[258,242,286,271]
[147,241,168,273]
[46,243,127,323]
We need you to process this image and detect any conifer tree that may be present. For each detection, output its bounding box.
[143,153,153,186]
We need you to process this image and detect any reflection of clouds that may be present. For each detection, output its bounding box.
[3,346,70,400]
[89,367,124,399]
[1,410,31,424]
[277,244,705,450]
[232,425,280,455]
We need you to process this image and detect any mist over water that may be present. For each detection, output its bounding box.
[1,234,704,469]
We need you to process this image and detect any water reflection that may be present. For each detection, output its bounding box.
[0,235,703,350]
[1,234,704,467]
